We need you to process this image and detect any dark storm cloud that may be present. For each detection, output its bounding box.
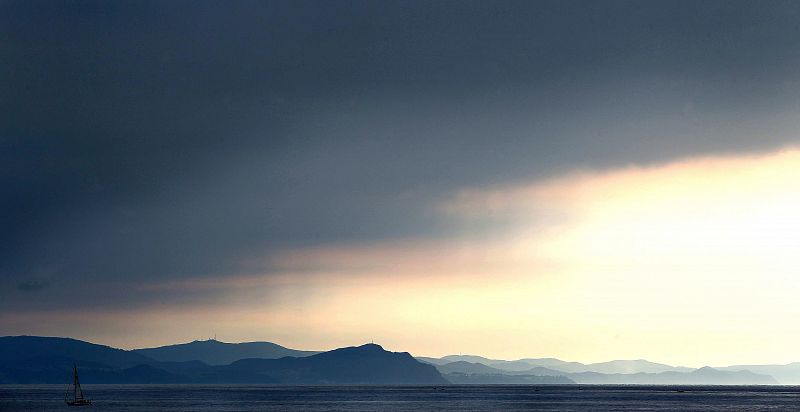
[3,0,800,310]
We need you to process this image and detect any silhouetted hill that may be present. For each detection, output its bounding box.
[416,356,451,366]
[0,336,784,385]
[430,360,569,378]
[577,359,692,374]
[567,367,777,385]
[0,355,184,384]
[435,361,507,375]
[421,354,779,384]
[134,339,318,365]
[0,337,447,385]
[433,360,574,384]
[436,355,586,373]
[486,360,545,372]
[440,355,496,364]
[209,343,447,384]
[437,355,541,372]
[515,358,588,373]
[718,363,800,384]
[0,336,192,383]
[510,366,571,376]
[430,355,690,374]
[0,336,152,368]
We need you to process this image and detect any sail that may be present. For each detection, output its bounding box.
[68,364,85,401]
[73,365,84,400]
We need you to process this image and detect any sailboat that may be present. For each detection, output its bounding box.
[65,364,92,406]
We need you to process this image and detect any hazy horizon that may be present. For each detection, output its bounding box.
[4,0,800,368]
[8,332,798,370]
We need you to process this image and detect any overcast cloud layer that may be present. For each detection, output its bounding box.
[3,0,800,312]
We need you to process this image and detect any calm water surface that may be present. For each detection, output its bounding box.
[1,385,799,411]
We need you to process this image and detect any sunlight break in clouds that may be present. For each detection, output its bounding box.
[239,148,800,366]
[27,148,800,366]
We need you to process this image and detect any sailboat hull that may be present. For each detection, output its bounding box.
[66,399,92,406]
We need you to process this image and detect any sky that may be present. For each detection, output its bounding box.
[2,0,800,367]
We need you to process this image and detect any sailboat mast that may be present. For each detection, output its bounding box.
[72,364,85,400]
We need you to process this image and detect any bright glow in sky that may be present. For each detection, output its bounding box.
[254,147,800,367]
[10,147,800,367]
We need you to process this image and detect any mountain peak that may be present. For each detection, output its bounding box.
[190,339,226,345]
[320,343,392,358]
[357,343,384,350]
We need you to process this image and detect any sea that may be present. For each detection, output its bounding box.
[1,385,799,411]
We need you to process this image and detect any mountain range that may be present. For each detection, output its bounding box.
[420,355,692,374]
[0,335,792,385]
[0,336,442,384]
[417,355,777,385]
[717,363,800,385]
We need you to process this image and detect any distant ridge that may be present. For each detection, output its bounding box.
[569,359,693,374]
[0,336,446,384]
[433,355,691,374]
[134,339,318,365]
[718,363,800,385]
[568,366,777,385]
[0,336,794,385]
[435,360,508,375]
[432,360,574,384]
[421,355,781,385]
